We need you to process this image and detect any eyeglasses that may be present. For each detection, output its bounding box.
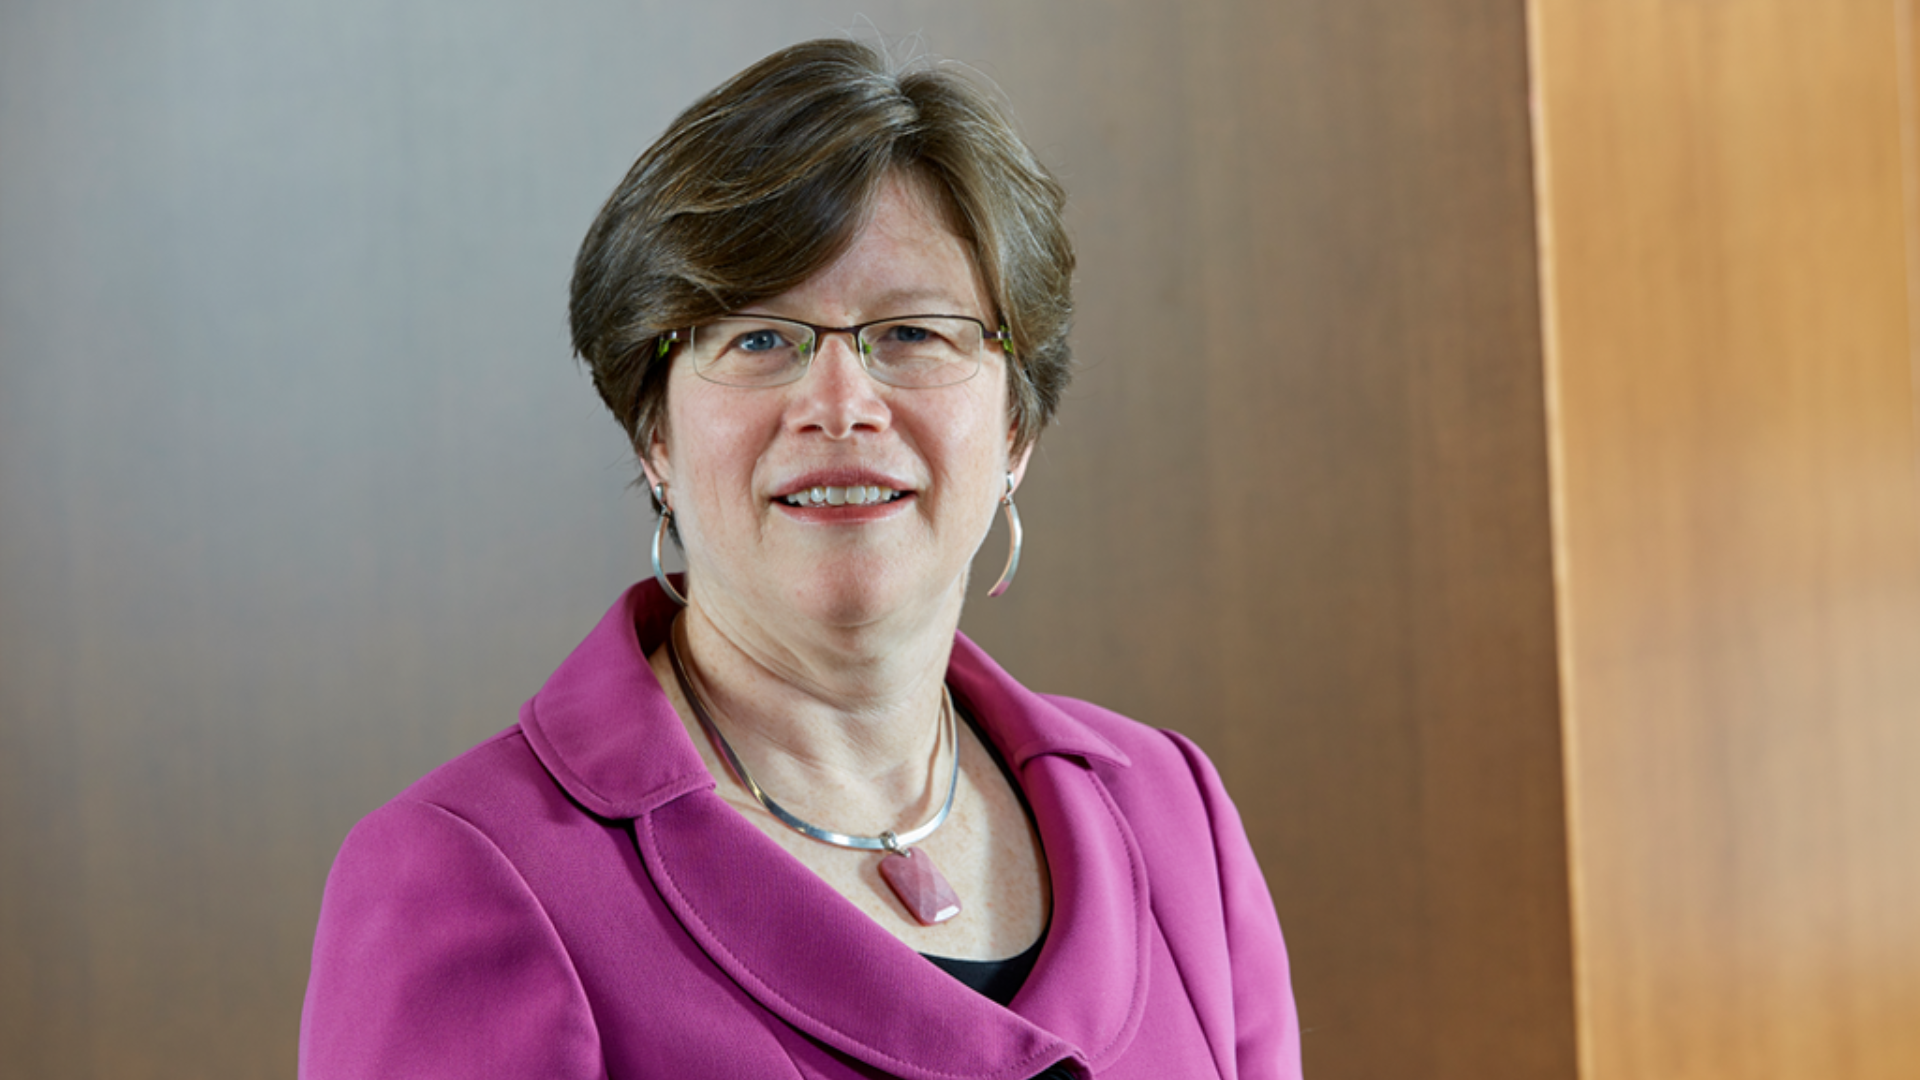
[660,314,1011,389]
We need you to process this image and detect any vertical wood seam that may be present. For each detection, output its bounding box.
[1896,0,1920,510]
[1521,2,1592,1078]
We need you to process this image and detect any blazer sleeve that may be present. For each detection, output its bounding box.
[299,799,604,1080]
[1164,730,1305,1080]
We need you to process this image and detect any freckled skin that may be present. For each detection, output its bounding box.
[637,175,1047,957]
[646,175,1029,642]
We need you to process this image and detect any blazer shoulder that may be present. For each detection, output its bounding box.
[1034,693,1210,778]
[332,724,618,879]
[379,725,562,819]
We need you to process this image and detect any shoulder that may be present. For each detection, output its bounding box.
[390,725,556,818]
[325,724,628,910]
[949,632,1218,787]
[346,727,561,838]
[303,727,606,1078]
[1024,693,1244,866]
[1034,693,1222,791]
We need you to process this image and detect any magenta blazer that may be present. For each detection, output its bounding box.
[300,583,1302,1079]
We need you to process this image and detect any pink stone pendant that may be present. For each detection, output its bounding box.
[878,847,962,926]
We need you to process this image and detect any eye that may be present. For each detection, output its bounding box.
[871,320,966,350]
[883,323,933,345]
[731,328,791,353]
[855,318,985,387]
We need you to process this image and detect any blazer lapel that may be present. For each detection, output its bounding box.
[947,634,1152,1073]
[522,586,1152,1078]
[637,792,1076,1080]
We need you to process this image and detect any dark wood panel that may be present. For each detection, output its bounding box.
[969,3,1574,1078]
[1,2,1573,1077]
[967,0,1566,1068]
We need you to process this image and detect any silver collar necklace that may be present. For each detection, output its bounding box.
[664,623,966,926]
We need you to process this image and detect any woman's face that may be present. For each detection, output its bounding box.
[645,174,1029,633]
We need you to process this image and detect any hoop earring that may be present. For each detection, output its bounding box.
[651,482,689,607]
[987,471,1022,598]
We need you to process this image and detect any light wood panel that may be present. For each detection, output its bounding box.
[1529,1,1920,1077]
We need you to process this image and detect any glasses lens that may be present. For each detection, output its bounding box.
[858,317,985,388]
[688,317,813,386]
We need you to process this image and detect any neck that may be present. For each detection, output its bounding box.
[664,589,961,818]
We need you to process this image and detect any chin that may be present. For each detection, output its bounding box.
[782,564,963,631]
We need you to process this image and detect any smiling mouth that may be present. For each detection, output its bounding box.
[780,485,906,508]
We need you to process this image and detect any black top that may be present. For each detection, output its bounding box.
[921,932,1046,1006]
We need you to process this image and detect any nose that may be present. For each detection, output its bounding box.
[787,331,889,438]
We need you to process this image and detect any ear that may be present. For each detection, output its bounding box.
[640,432,671,499]
[1007,438,1034,494]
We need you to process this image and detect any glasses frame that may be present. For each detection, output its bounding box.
[659,313,1013,389]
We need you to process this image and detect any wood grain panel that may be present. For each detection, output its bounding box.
[1,1,1574,1077]
[1529,1,1920,1076]
[962,4,1574,1077]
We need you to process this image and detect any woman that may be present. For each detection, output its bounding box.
[301,38,1301,1080]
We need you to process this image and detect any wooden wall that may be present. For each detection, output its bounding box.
[967,6,1575,1079]
[1529,1,1920,1077]
[0,2,1571,1076]
[11,1,1913,1078]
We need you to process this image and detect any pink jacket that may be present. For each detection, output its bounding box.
[300,583,1302,1079]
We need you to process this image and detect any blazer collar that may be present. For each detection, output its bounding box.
[518,582,1130,819]
[519,583,1150,1077]
[516,581,711,819]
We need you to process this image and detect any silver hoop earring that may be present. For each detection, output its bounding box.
[651,482,688,607]
[988,471,1022,598]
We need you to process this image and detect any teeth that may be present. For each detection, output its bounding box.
[782,485,900,507]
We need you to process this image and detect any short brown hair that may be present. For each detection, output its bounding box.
[568,38,1074,467]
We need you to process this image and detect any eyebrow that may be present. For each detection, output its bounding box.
[749,289,983,320]
[865,288,975,312]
